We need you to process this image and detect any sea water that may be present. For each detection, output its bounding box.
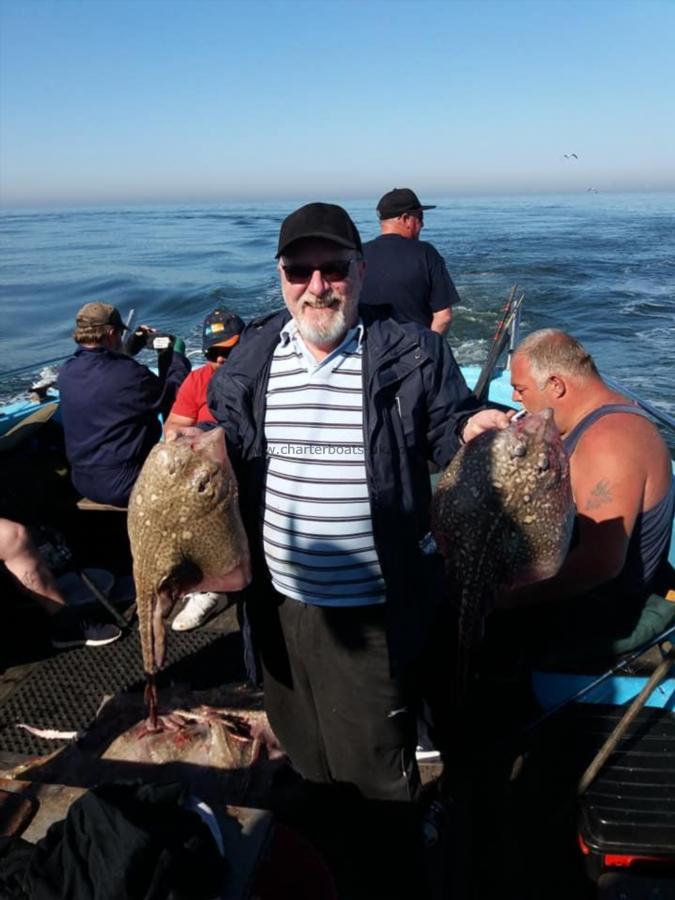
[1,193,673,427]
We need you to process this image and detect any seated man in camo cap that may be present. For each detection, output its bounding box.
[58,302,190,508]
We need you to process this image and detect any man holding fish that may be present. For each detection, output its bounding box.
[190,203,508,806]
[498,329,674,661]
[146,203,571,894]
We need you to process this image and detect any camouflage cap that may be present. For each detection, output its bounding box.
[75,302,128,330]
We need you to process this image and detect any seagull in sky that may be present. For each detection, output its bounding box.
[563,153,579,160]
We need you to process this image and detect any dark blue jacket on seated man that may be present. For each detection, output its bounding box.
[58,302,190,507]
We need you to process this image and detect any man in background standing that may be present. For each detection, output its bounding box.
[360,187,460,335]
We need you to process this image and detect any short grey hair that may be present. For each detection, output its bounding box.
[514,329,599,387]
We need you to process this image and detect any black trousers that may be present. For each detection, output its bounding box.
[257,594,431,898]
[259,594,420,803]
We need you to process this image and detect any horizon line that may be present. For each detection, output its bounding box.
[2,185,675,213]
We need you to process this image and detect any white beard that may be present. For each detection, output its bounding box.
[295,297,348,348]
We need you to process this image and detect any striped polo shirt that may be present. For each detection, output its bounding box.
[263,319,386,606]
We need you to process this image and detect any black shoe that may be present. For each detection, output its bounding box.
[50,608,122,649]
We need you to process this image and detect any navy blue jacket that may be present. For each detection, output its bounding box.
[58,346,190,507]
[208,307,481,670]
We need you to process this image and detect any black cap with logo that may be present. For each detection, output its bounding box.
[202,309,245,353]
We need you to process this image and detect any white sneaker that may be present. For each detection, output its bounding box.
[171,592,223,631]
[415,745,441,763]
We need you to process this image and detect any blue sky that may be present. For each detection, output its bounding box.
[1,0,673,206]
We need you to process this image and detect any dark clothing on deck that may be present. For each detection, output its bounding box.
[0,781,224,900]
[58,346,190,507]
[207,306,480,807]
[360,234,460,328]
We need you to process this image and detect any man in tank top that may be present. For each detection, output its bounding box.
[499,328,674,662]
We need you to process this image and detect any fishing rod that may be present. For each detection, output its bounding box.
[577,645,675,797]
[0,308,138,382]
[473,286,524,403]
[478,620,675,770]
[121,307,138,355]
[521,620,675,740]
[0,355,72,380]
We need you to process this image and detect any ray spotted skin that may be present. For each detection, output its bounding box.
[431,409,574,701]
[127,428,251,728]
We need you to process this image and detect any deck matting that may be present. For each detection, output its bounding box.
[0,623,246,757]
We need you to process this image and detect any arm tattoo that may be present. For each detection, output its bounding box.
[585,479,612,510]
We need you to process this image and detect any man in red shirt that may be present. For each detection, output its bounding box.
[164,308,245,630]
[165,308,245,434]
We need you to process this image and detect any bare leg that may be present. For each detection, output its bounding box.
[0,518,64,615]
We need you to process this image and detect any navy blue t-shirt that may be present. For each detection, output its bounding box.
[58,346,190,506]
[360,234,460,328]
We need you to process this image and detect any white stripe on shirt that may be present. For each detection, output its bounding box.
[263,320,385,607]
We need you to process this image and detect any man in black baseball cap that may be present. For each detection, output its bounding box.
[164,307,245,443]
[361,187,460,335]
[276,201,362,258]
[194,198,509,895]
[274,202,365,354]
[375,187,437,220]
[201,308,246,356]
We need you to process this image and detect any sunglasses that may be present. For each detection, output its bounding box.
[205,346,232,361]
[281,258,358,284]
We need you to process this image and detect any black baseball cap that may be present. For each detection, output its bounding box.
[202,308,245,353]
[376,188,436,220]
[276,202,363,258]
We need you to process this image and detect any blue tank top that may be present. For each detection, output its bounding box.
[563,403,675,595]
